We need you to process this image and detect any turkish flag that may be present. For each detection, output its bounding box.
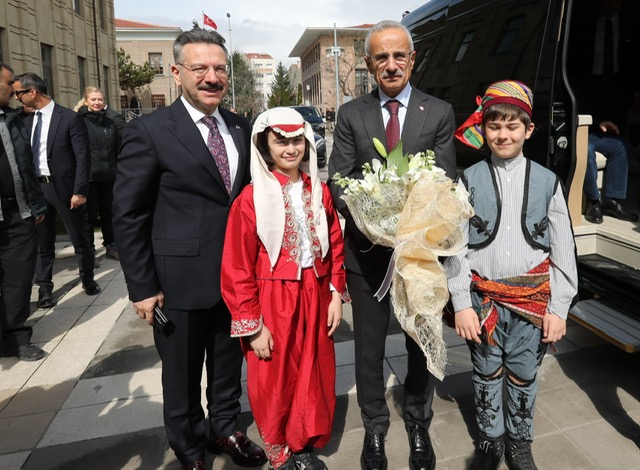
[203,13,217,30]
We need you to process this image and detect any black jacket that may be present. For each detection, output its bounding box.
[78,106,121,182]
[1,106,47,217]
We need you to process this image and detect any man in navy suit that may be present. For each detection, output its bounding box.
[112,29,266,470]
[13,72,99,309]
[328,20,457,470]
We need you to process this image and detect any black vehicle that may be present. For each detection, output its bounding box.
[402,0,640,351]
[291,106,326,137]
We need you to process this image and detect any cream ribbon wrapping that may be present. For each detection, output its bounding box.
[343,171,473,380]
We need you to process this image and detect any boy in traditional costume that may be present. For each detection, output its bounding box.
[221,107,350,470]
[444,80,578,470]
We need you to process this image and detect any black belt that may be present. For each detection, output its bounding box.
[38,175,52,183]
[1,197,18,209]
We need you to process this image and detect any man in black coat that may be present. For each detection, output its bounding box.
[13,72,99,309]
[112,29,266,470]
[0,63,48,361]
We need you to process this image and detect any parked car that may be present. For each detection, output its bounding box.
[314,133,326,168]
[291,105,326,137]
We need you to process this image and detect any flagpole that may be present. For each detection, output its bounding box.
[226,13,236,110]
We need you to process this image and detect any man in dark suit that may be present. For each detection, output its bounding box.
[327,20,456,470]
[0,63,48,361]
[112,29,266,470]
[13,72,99,309]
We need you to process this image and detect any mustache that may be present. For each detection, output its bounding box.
[381,69,404,79]
[198,83,225,92]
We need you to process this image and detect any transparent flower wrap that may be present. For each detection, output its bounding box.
[333,140,473,380]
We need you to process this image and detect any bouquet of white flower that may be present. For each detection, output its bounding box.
[333,138,473,380]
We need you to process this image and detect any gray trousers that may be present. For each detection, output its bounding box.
[468,301,548,441]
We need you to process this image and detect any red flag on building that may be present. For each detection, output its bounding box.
[203,13,217,30]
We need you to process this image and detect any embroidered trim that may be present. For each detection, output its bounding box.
[302,187,322,259]
[281,189,301,265]
[230,317,263,337]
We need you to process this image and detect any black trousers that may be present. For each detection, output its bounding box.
[0,207,37,352]
[154,299,243,464]
[35,183,94,293]
[348,271,436,434]
[85,179,115,248]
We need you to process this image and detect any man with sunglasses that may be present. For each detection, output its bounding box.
[13,72,98,309]
[0,63,47,361]
[113,29,265,470]
[328,20,457,470]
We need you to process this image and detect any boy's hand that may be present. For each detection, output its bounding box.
[249,325,274,360]
[455,308,482,344]
[327,292,343,337]
[542,312,566,343]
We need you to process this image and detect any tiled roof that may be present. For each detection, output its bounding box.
[115,18,177,29]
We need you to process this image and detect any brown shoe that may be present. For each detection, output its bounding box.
[208,431,267,467]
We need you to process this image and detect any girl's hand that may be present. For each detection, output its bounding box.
[249,325,274,360]
[542,312,566,343]
[455,308,482,344]
[327,292,343,337]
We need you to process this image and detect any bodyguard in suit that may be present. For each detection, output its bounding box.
[112,29,266,470]
[0,63,47,361]
[327,20,457,470]
[13,72,99,309]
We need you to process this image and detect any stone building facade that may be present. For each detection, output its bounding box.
[115,19,182,113]
[0,0,118,109]
[289,25,373,114]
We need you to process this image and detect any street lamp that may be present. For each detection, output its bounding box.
[227,13,236,110]
[326,23,343,112]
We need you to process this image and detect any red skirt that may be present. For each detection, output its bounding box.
[243,268,336,453]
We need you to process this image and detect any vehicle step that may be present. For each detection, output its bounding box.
[569,299,640,353]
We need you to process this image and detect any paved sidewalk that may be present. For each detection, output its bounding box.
[1,236,639,469]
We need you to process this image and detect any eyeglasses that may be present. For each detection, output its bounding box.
[12,88,33,98]
[369,51,414,66]
[177,63,230,78]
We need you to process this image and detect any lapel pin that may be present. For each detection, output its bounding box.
[419,106,424,111]
[235,125,240,129]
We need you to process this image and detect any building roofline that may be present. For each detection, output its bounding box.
[289,25,373,57]
[115,18,181,31]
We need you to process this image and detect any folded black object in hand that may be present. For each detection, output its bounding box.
[153,306,175,337]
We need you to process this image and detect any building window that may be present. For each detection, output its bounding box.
[77,56,86,94]
[72,0,82,15]
[455,31,475,62]
[98,0,106,30]
[495,16,524,54]
[354,39,365,57]
[41,43,54,99]
[151,94,166,108]
[102,65,110,105]
[355,69,369,97]
[148,53,163,75]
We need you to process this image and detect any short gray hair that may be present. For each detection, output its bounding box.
[173,28,228,63]
[364,20,414,57]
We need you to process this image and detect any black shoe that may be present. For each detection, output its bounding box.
[294,448,327,470]
[83,280,101,296]
[585,200,603,224]
[37,292,56,309]
[361,432,387,470]
[181,459,205,470]
[601,198,639,222]
[470,434,504,470]
[407,424,435,470]
[268,456,297,470]
[208,431,267,466]
[17,344,46,361]
[105,244,120,261]
[505,437,537,470]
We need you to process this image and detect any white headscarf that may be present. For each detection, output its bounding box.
[250,107,329,268]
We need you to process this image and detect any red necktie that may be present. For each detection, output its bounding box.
[202,116,232,193]
[385,99,400,150]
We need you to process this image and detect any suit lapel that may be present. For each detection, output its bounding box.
[402,90,430,154]
[219,109,247,199]
[359,90,387,151]
[168,100,228,193]
[47,104,63,157]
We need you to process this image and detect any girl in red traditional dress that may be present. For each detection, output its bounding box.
[221,107,350,470]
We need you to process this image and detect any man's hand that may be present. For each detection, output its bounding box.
[542,312,566,343]
[327,291,343,336]
[598,120,620,135]
[455,307,482,344]
[70,194,86,209]
[133,292,164,326]
[249,325,274,360]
